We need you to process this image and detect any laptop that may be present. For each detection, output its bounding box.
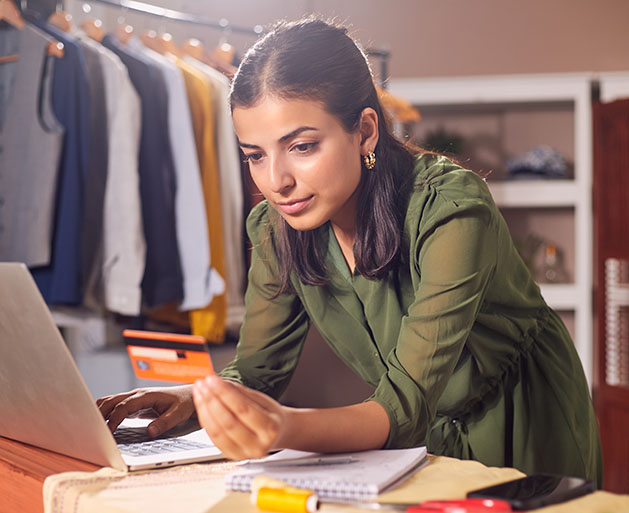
[0,262,223,471]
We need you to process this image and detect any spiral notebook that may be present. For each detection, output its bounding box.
[225,446,428,500]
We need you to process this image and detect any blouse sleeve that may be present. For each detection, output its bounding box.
[219,202,311,399]
[370,182,498,449]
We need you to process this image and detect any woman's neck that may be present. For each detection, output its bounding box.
[332,223,356,274]
[330,181,361,273]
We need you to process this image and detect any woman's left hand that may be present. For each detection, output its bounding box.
[192,375,288,460]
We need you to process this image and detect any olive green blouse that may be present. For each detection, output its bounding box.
[220,155,602,486]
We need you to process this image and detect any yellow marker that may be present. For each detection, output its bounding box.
[251,476,319,513]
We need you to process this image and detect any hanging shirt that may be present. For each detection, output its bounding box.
[0,23,64,268]
[102,34,183,309]
[29,21,89,305]
[176,60,227,343]
[184,57,246,325]
[72,31,109,310]
[220,154,602,486]
[75,32,145,316]
[131,43,214,312]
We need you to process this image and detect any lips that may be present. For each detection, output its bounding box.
[276,195,314,215]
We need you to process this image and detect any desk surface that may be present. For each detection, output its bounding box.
[3,435,629,513]
[0,435,99,513]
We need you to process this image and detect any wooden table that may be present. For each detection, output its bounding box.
[4,435,628,513]
[0,436,99,513]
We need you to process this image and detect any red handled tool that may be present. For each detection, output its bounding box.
[407,498,512,512]
[322,497,512,512]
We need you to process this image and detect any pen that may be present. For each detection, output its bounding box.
[240,455,359,467]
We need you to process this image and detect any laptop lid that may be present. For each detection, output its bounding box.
[0,263,126,470]
[0,263,221,471]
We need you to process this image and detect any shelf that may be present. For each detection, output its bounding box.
[390,73,593,106]
[389,72,594,387]
[487,180,578,208]
[539,283,578,310]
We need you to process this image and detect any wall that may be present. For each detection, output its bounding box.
[64,0,629,79]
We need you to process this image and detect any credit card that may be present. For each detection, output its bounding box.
[123,329,214,383]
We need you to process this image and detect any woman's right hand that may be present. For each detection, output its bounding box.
[96,385,195,437]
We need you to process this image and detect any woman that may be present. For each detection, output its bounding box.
[98,17,602,485]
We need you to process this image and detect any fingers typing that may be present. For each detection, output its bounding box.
[96,391,136,419]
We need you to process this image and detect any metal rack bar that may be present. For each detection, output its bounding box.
[74,0,264,35]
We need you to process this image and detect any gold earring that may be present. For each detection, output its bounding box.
[363,151,376,170]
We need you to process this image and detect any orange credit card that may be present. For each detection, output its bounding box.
[123,329,215,384]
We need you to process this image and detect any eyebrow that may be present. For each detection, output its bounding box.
[238,126,319,149]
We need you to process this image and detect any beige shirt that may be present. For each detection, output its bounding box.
[184,57,246,325]
[96,38,145,316]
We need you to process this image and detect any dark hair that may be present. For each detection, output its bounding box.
[230,17,419,294]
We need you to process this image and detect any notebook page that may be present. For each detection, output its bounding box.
[225,446,428,500]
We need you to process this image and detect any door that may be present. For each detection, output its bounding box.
[593,98,629,492]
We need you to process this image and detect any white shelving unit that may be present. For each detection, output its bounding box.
[487,180,578,207]
[596,72,629,103]
[389,73,594,385]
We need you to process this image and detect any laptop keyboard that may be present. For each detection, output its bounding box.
[114,427,212,457]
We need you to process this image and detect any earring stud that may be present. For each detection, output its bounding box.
[363,151,376,170]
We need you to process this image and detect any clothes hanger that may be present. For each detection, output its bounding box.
[78,2,104,41]
[159,32,182,58]
[0,0,23,63]
[376,86,421,124]
[180,37,204,60]
[47,39,65,58]
[0,0,64,63]
[211,41,235,67]
[211,21,235,67]
[115,22,133,44]
[140,29,163,53]
[45,6,68,57]
[81,18,104,42]
[181,37,237,79]
[114,7,133,45]
[48,9,73,33]
[0,0,24,29]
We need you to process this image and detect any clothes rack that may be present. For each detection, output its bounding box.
[56,0,391,86]
[65,0,265,36]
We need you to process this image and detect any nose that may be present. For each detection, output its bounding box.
[268,155,295,194]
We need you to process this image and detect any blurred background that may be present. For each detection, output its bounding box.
[3,0,629,492]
